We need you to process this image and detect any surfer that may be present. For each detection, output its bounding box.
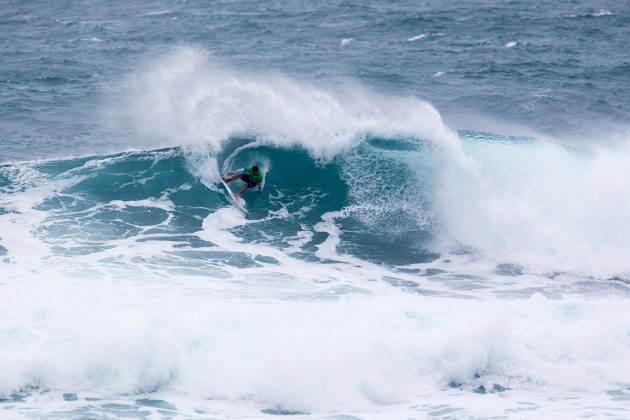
[222,165,264,198]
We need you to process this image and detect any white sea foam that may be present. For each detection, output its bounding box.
[143,9,173,16]
[1,276,630,416]
[592,9,613,17]
[340,37,353,46]
[406,34,427,42]
[570,9,613,18]
[108,46,463,161]
[439,138,630,278]
[505,41,517,48]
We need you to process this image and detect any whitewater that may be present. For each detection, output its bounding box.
[2,1,630,418]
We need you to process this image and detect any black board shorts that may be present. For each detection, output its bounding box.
[241,174,259,188]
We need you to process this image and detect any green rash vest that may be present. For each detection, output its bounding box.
[244,166,264,183]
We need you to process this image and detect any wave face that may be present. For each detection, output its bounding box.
[4,130,630,278]
[0,141,439,269]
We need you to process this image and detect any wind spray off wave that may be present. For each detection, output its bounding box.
[110,47,463,159]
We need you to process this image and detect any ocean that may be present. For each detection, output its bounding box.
[2,0,630,418]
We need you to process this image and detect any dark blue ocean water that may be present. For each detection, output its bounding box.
[2,0,629,161]
[2,1,630,419]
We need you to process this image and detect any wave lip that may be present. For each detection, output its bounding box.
[109,46,462,160]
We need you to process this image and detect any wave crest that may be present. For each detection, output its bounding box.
[110,46,460,160]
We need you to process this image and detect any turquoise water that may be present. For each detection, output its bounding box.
[2,1,630,418]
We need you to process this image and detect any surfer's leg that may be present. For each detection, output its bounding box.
[235,185,249,198]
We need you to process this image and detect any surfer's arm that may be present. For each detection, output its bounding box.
[224,168,245,181]
[226,168,244,175]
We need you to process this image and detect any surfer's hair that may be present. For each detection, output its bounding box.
[252,165,259,172]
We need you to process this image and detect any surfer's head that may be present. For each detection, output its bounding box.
[252,165,259,174]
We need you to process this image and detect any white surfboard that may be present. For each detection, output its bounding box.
[220,178,249,214]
